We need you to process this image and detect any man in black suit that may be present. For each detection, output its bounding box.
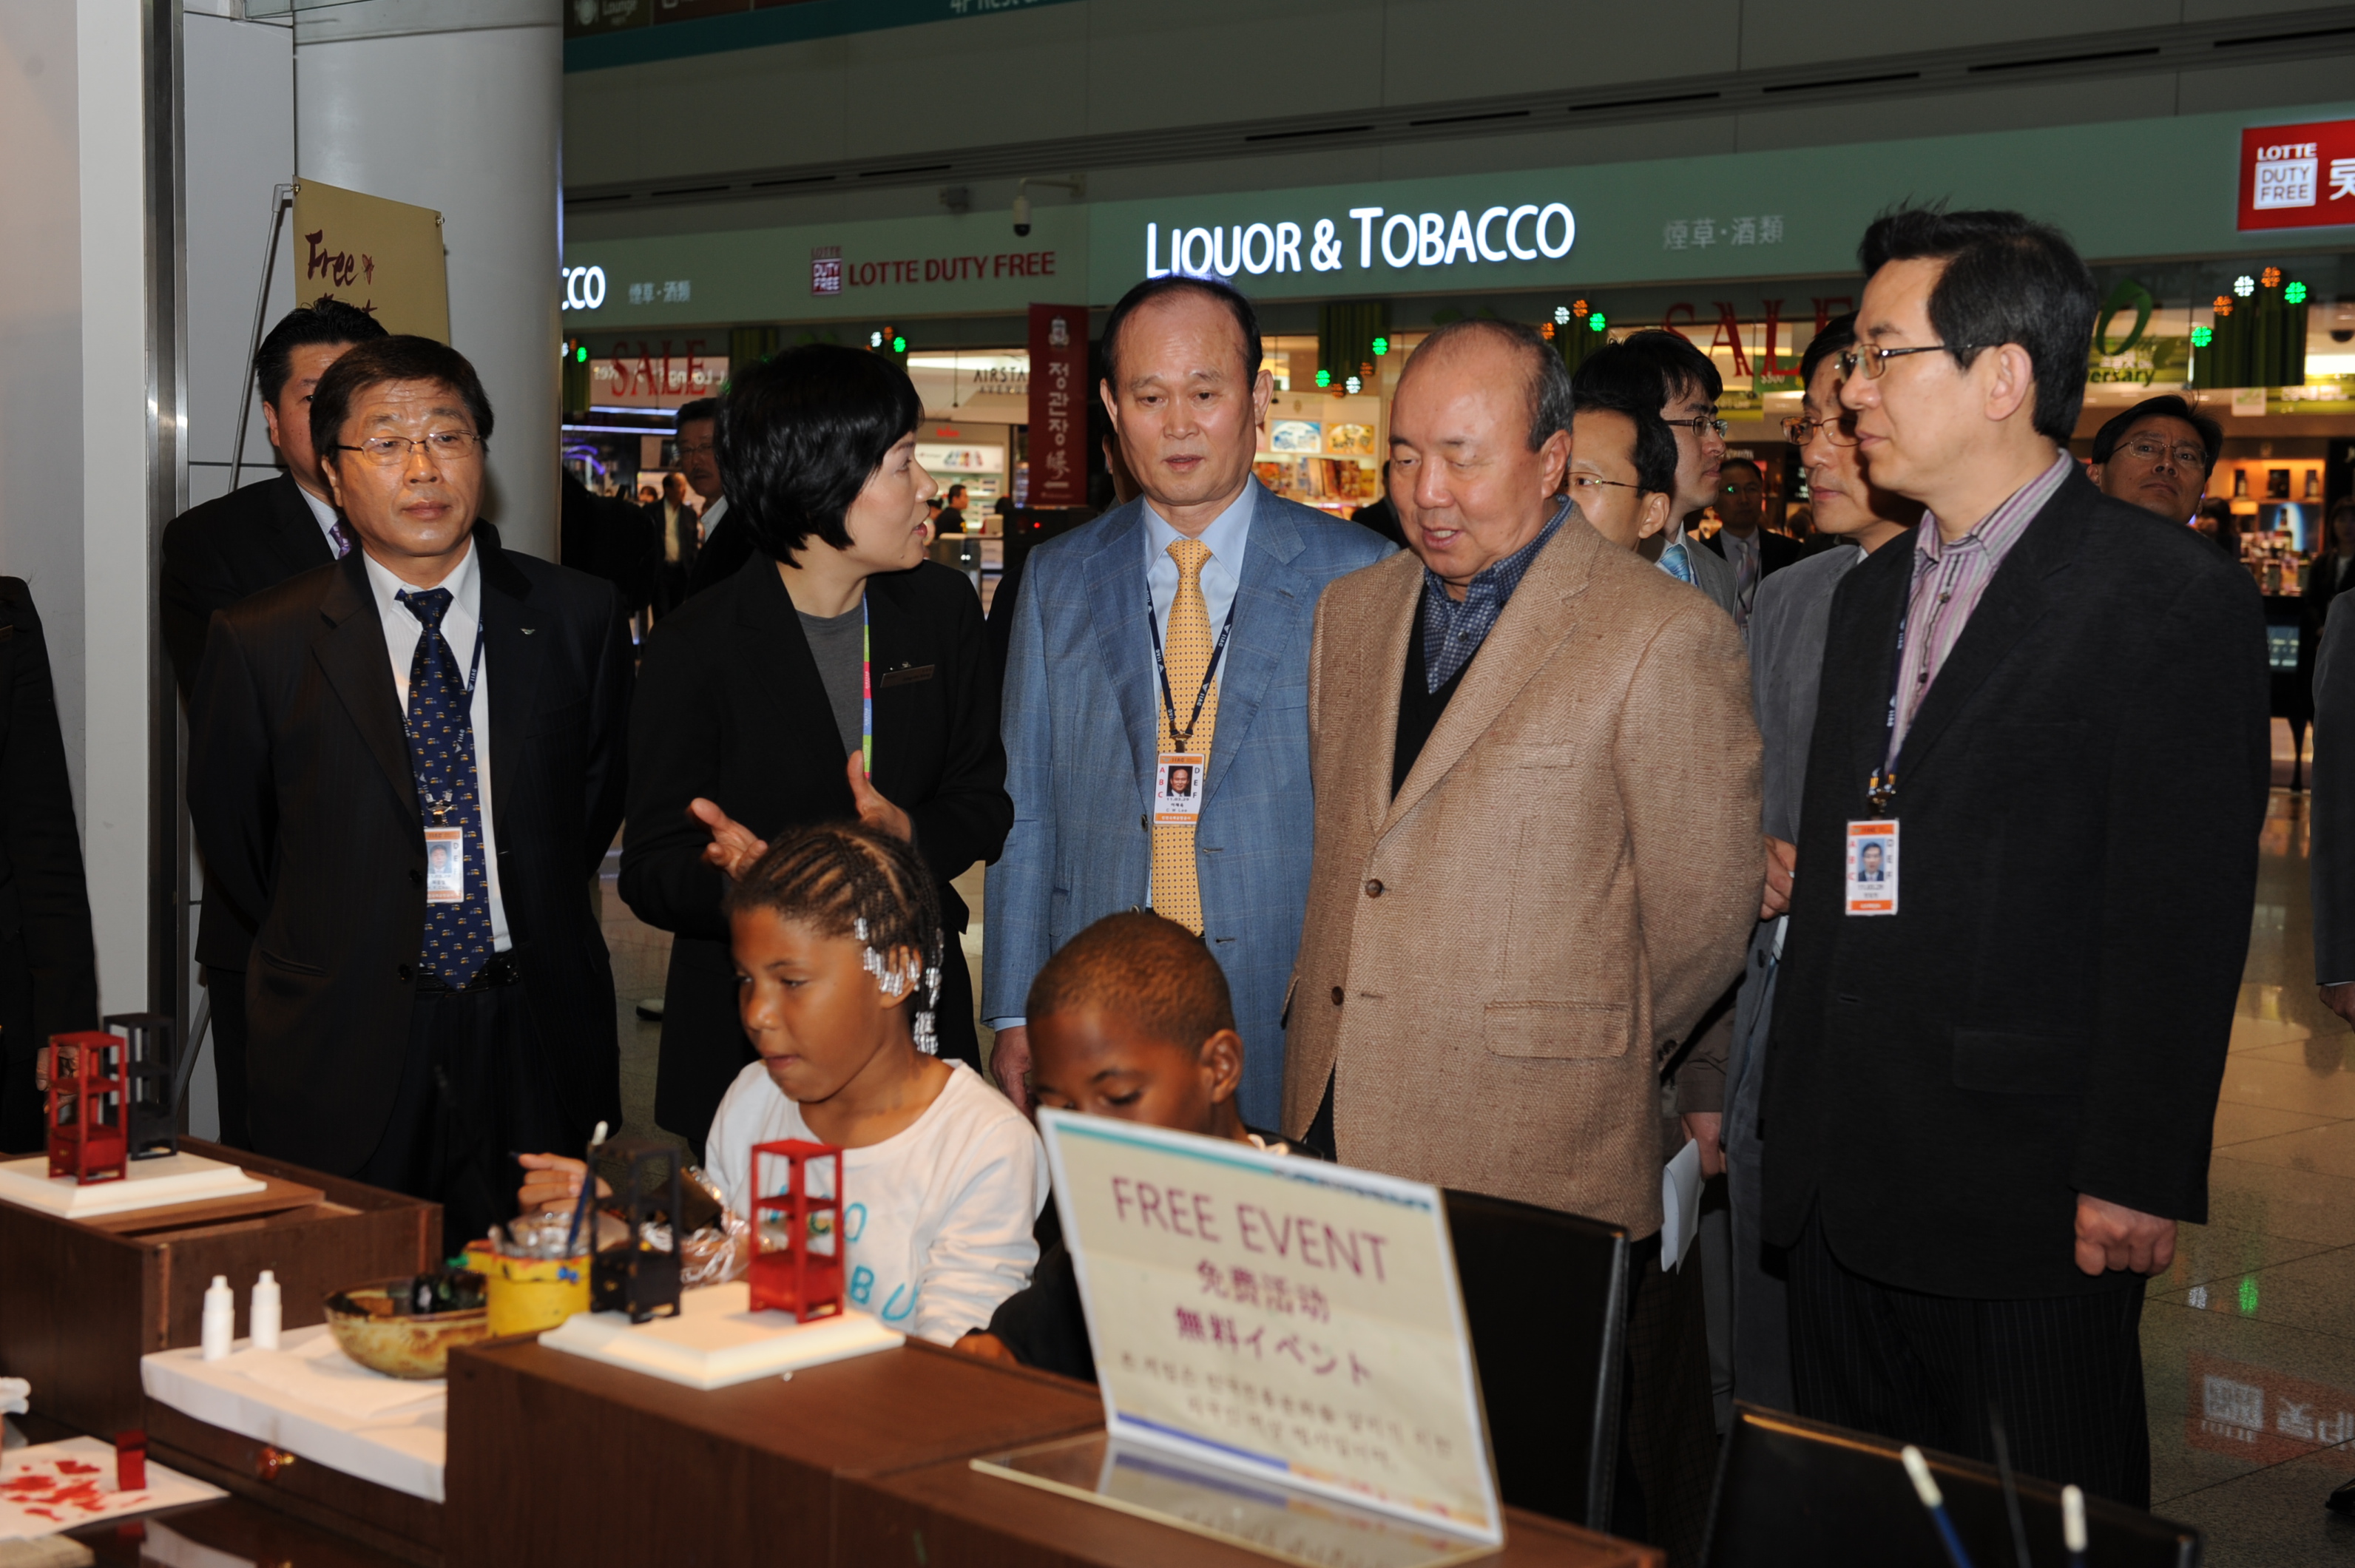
[646,400,713,615]
[1700,456,1802,629]
[1760,209,2268,1504]
[161,299,387,1146]
[679,396,751,601]
[0,580,99,1153]
[188,336,631,1247]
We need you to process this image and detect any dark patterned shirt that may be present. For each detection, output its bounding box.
[1418,499,1570,692]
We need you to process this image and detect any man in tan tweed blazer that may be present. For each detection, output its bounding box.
[1283,319,1763,1243]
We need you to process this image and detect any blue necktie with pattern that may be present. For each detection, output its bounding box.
[1658,541,1695,584]
[396,587,493,986]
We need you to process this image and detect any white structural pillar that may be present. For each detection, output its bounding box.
[295,0,561,556]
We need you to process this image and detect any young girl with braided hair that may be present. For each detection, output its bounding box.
[518,821,1045,1345]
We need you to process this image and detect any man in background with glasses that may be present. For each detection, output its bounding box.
[1701,457,1802,629]
[1720,314,1922,1418]
[1758,209,2267,1504]
[2084,393,2222,524]
[186,336,633,1251]
[1573,333,1742,621]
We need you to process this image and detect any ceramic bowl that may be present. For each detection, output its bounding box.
[322,1271,491,1379]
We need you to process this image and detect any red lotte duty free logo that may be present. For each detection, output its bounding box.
[2239,120,2355,231]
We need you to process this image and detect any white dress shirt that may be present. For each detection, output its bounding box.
[359,539,512,950]
[296,481,345,555]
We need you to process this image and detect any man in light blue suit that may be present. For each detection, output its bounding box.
[985,277,1393,1125]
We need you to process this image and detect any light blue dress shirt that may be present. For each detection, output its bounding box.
[1142,481,1257,652]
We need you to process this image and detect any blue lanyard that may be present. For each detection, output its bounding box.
[1144,579,1237,752]
[1868,597,1910,814]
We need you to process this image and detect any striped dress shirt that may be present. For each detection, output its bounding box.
[1890,450,2075,755]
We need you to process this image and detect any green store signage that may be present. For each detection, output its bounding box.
[563,101,2355,330]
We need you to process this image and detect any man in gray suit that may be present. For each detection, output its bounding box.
[1573,332,1740,619]
[985,277,1392,1123]
[1723,315,1920,1407]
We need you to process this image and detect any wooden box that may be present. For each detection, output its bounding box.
[140,1396,445,1568]
[444,1336,1106,1567]
[0,1138,439,1436]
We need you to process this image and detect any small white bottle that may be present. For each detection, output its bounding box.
[200,1275,235,1361]
[250,1271,282,1352]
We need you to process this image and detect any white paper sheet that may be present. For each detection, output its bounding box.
[0,1438,223,1540]
[1660,1138,1703,1273]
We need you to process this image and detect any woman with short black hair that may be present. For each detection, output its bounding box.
[618,345,1013,1155]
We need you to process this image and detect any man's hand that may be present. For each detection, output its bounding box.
[847,751,914,843]
[992,1024,1034,1115]
[1761,836,1797,919]
[516,1152,610,1218]
[956,1331,1018,1365]
[1680,1112,1725,1179]
[690,797,768,880]
[2074,1194,2177,1277]
[2322,982,2355,1027]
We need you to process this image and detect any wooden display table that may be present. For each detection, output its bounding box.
[0,1138,439,1437]
[840,1456,1662,1568]
[444,1336,1115,1566]
[445,1334,1660,1568]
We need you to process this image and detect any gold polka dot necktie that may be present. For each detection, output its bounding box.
[1152,538,1216,933]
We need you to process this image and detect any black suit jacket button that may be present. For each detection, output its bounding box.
[397,963,413,982]
[1364,879,1385,898]
[1331,987,1345,1006]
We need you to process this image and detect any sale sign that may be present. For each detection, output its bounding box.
[1039,1111,1501,1544]
[2237,120,2355,231]
[1025,304,1089,509]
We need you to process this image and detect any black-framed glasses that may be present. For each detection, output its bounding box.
[1663,414,1730,439]
[1781,415,1859,447]
[2115,436,2209,473]
[1838,342,1976,379]
[1568,473,1649,497]
[331,431,484,466]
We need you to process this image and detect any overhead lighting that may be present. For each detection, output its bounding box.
[2287,280,2310,305]
[2261,266,2283,289]
[1553,305,1571,325]
[2234,274,2256,298]
[1314,368,1332,388]
[2191,325,2214,348]
[1589,312,1607,333]
[1344,374,1362,394]
[1371,336,1389,356]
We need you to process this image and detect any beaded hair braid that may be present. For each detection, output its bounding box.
[723,822,947,1054]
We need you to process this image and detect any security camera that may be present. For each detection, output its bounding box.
[1012,192,1031,237]
[1011,174,1082,239]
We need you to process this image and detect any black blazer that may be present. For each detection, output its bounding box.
[1759,468,2270,1299]
[186,531,632,1175]
[1701,526,1805,578]
[684,507,755,601]
[161,473,339,970]
[618,550,1011,1149]
[0,581,99,1152]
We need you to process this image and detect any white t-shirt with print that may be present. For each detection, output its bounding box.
[704,1059,1047,1345]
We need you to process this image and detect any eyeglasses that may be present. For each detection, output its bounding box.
[678,442,716,459]
[1569,474,1649,497]
[332,431,484,466]
[1781,415,1859,447]
[1838,342,1976,379]
[2115,437,2209,473]
[1663,414,1730,439]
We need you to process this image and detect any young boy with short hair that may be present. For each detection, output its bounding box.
[958,911,1311,1379]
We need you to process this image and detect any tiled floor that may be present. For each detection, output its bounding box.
[2145,737,2355,1561]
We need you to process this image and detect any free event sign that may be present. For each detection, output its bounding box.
[2237,119,2355,232]
[1038,1111,1501,1544]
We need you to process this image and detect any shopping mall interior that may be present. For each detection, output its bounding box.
[10,2,2355,1564]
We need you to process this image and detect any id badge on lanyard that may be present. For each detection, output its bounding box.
[1144,574,1234,824]
[1850,592,1909,917]
[411,625,484,907]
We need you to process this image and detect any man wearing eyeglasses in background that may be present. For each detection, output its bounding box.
[2085,394,2222,524]
[1701,457,1803,629]
[186,335,633,1251]
[1573,332,1742,620]
[1757,210,2268,1504]
[1717,313,1922,1416]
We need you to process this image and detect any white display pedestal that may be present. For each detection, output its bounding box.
[539,1283,902,1391]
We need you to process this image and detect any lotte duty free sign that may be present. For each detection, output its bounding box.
[2239,119,2355,231]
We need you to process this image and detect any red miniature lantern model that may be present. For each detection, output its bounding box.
[747,1140,844,1322]
[47,1030,129,1184]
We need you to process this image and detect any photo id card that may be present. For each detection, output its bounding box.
[423,825,465,904]
[1845,820,1897,916]
[1154,752,1206,825]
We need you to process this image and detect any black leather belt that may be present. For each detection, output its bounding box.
[416,953,520,993]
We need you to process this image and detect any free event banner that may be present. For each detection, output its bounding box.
[1038,1111,1501,1544]
[291,178,450,342]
